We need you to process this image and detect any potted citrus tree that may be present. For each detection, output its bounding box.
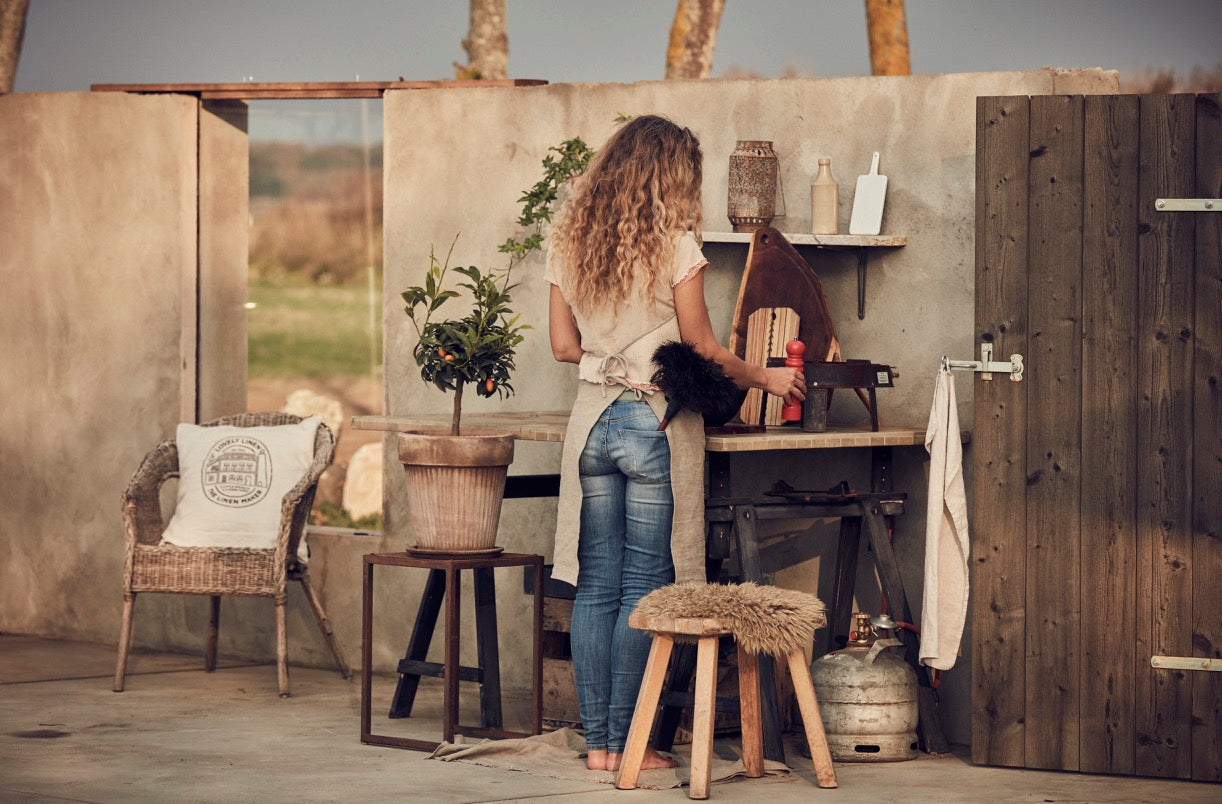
[398,238,525,554]
[397,138,592,554]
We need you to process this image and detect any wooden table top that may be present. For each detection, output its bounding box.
[351,413,931,452]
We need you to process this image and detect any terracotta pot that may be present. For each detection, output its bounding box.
[397,430,515,553]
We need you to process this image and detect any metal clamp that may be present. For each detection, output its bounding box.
[942,343,1024,382]
[1155,198,1220,212]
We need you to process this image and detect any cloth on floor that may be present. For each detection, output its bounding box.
[919,367,970,671]
[428,727,789,790]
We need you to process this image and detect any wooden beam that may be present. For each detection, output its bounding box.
[91,79,547,100]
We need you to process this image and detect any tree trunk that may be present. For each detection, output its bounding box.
[665,0,725,80]
[0,0,30,94]
[864,0,911,76]
[458,0,508,80]
[451,380,464,436]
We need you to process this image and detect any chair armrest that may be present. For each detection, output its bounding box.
[277,422,337,564]
[122,438,179,548]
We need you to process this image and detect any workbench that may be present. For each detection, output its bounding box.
[353,412,947,759]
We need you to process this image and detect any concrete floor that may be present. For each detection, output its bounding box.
[0,635,1215,803]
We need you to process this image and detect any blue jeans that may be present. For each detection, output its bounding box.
[570,400,675,753]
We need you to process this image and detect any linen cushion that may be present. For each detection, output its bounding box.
[160,417,321,551]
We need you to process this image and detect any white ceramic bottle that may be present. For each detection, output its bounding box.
[811,157,838,235]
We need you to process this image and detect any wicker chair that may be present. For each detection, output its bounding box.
[114,412,352,697]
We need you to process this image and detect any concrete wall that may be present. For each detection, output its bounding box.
[381,68,1118,745]
[0,91,198,639]
[0,92,269,662]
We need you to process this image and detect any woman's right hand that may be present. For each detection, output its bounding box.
[763,365,806,405]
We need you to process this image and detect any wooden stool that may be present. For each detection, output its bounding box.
[616,583,837,799]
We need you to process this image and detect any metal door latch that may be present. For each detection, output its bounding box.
[1151,655,1221,672]
[1155,198,1220,212]
[942,343,1024,382]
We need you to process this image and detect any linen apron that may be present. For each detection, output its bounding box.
[546,233,709,587]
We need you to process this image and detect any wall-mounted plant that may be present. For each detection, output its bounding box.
[498,138,593,268]
[401,137,592,436]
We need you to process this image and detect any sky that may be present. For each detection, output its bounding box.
[13,0,1221,143]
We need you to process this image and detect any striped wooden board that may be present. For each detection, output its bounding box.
[739,306,800,426]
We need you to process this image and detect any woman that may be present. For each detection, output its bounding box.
[545,115,804,771]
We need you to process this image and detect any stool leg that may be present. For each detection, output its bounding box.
[737,649,764,778]
[654,641,697,751]
[616,634,675,791]
[688,636,719,800]
[786,649,837,789]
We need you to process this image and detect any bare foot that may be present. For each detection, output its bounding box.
[606,747,678,772]
[585,749,609,770]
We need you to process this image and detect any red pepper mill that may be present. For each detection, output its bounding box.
[782,339,805,422]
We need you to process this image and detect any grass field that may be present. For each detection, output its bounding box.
[247,282,382,379]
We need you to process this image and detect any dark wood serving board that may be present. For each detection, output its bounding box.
[728,227,841,366]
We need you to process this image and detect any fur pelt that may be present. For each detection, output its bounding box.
[634,582,826,657]
[650,341,747,429]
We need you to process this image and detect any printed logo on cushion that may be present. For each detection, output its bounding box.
[201,436,273,507]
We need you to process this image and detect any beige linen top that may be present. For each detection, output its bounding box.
[545,232,710,587]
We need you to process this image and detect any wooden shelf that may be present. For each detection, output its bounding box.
[702,231,906,248]
[701,231,906,320]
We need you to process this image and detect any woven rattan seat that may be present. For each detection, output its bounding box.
[113,412,352,697]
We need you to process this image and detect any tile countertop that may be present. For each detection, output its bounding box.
[351,413,954,452]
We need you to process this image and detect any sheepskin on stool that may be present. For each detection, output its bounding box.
[618,582,837,797]
[633,581,826,656]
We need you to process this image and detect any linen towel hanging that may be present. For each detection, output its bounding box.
[919,368,970,670]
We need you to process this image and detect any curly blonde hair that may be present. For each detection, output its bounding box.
[551,115,703,316]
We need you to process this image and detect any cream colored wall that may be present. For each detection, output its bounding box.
[0,91,198,639]
[0,92,270,661]
[380,69,1119,745]
[198,100,251,423]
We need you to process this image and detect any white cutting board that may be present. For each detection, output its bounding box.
[848,151,888,235]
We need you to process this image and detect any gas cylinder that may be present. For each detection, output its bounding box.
[810,612,919,761]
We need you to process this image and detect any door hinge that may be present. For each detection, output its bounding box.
[1150,655,1221,672]
[1155,198,1220,212]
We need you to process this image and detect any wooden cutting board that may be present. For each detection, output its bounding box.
[728,227,843,426]
[739,306,800,426]
[729,227,841,366]
[848,151,888,236]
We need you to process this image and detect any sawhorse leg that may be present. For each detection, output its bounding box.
[472,566,503,730]
[860,503,948,754]
[388,566,503,731]
[730,505,786,763]
[389,568,445,718]
[826,516,862,653]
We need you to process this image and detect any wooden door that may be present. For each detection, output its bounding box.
[971,93,1220,781]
